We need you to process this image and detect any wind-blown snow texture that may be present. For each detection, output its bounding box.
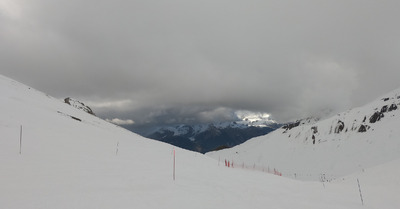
[0,74,399,208]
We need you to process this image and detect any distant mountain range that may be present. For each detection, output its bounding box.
[62,97,281,153]
[125,112,281,153]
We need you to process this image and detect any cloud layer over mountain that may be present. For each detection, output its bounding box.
[1,0,400,125]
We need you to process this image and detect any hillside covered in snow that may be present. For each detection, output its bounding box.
[1,74,399,208]
[208,88,400,182]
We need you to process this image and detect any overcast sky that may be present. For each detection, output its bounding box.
[1,0,400,126]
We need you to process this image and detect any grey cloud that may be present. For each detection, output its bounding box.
[1,0,400,125]
[106,118,135,125]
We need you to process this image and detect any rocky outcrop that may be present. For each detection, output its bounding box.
[358,124,368,133]
[334,120,345,134]
[381,105,388,113]
[282,121,300,131]
[369,111,384,123]
[311,126,318,134]
[368,103,398,124]
[64,97,95,115]
[389,104,397,111]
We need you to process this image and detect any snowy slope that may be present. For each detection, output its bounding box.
[0,74,398,208]
[208,88,400,182]
[337,158,400,208]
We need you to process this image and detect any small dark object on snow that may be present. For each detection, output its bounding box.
[369,112,384,123]
[381,105,388,113]
[70,116,82,122]
[334,120,345,134]
[362,116,367,123]
[389,104,397,112]
[282,121,300,131]
[311,126,318,134]
[358,125,367,133]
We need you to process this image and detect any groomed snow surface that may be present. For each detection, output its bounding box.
[1,74,399,208]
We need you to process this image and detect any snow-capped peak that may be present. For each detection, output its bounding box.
[233,110,277,128]
[153,111,278,137]
[235,110,274,123]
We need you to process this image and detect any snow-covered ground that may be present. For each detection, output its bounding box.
[0,74,398,208]
[208,88,400,182]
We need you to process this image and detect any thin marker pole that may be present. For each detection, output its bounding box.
[19,125,22,155]
[357,178,364,205]
[173,148,176,181]
[116,141,119,156]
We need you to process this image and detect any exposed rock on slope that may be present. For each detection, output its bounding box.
[64,97,95,115]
